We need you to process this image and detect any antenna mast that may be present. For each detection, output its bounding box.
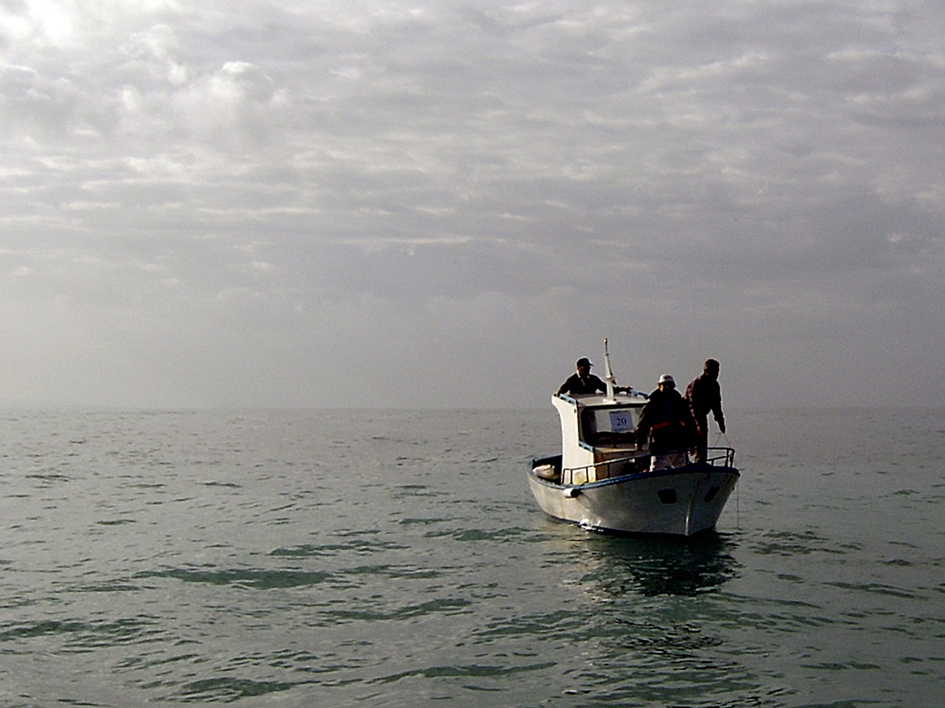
[603,338,616,401]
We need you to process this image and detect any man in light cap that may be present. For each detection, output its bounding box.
[557,357,608,396]
[635,373,697,470]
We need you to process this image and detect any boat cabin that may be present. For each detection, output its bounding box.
[553,392,650,484]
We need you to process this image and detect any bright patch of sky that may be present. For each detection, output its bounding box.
[1,0,943,408]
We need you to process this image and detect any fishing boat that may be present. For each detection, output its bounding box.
[527,342,739,536]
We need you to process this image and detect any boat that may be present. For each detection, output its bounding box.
[527,342,740,536]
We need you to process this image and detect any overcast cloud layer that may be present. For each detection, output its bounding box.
[1,0,943,409]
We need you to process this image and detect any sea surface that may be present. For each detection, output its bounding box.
[0,407,942,707]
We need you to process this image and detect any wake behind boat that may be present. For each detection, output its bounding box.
[527,343,739,536]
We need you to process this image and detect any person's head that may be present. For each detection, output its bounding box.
[576,357,592,374]
[658,374,675,391]
[703,359,720,379]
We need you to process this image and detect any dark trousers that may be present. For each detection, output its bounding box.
[693,416,708,464]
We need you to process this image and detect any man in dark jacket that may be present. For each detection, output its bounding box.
[636,374,697,470]
[685,359,726,464]
[557,357,608,395]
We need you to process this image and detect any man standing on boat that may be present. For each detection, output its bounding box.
[685,359,726,464]
[636,374,697,470]
[557,357,609,395]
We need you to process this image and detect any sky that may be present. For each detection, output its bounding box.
[1,0,943,410]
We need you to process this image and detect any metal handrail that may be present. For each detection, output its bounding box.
[561,452,647,485]
[706,446,736,467]
[560,446,735,485]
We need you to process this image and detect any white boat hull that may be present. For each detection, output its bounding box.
[526,460,739,536]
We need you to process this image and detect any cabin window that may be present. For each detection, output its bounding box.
[580,406,642,447]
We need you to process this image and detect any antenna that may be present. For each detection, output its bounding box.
[603,338,616,401]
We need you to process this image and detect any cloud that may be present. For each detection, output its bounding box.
[0,0,943,407]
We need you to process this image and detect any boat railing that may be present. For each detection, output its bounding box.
[561,453,648,485]
[559,446,736,485]
[706,446,736,467]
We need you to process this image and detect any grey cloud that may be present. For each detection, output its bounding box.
[0,1,944,407]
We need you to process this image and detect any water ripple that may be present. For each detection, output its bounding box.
[136,567,333,589]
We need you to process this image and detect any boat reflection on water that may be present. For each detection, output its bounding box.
[573,531,740,598]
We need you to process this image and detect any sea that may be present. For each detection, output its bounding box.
[0,407,942,708]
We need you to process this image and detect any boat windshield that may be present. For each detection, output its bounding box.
[580,405,641,448]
